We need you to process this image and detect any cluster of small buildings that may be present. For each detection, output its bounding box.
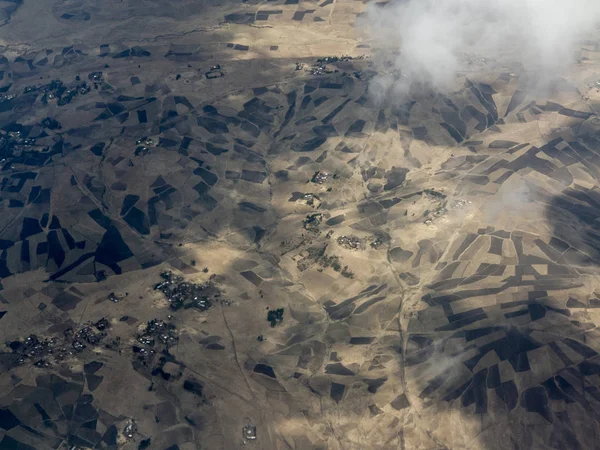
[243,423,257,443]
[460,52,491,66]
[205,64,224,79]
[309,64,338,76]
[309,55,368,75]
[136,319,179,352]
[0,130,36,164]
[420,188,472,225]
[369,234,384,249]
[316,55,365,64]
[337,235,361,250]
[424,206,448,225]
[311,170,332,184]
[134,137,156,156]
[0,93,16,103]
[27,77,93,106]
[153,270,218,311]
[41,117,62,130]
[67,319,109,351]
[451,199,471,209]
[7,317,109,368]
[303,213,323,230]
[295,54,369,76]
[123,421,137,439]
[297,193,321,207]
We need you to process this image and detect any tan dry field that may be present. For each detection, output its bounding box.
[0,1,600,449]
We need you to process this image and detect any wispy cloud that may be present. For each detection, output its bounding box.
[364,0,600,98]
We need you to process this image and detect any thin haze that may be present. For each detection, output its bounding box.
[364,0,600,97]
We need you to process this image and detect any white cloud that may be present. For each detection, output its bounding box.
[364,0,600,97]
